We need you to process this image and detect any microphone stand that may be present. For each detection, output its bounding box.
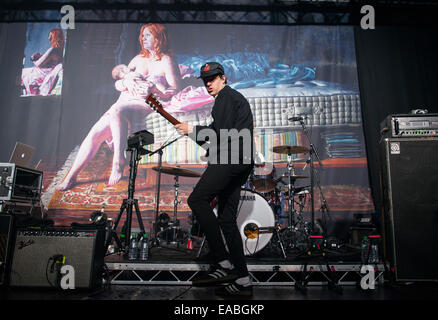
[297,117,324,235]
[148,135,184,248]
[314,166,331,232]
[292,117,342,295]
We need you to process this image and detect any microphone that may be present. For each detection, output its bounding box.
[303,157,311,170]
[289,116,304,122]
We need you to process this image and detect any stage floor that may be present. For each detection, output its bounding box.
[2,281,438,301]
[2,241,437,305]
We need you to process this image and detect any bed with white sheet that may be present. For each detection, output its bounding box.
[145,79,361,142]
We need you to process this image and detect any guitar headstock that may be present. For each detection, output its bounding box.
[146,93,163,111]
[145,93,180,125]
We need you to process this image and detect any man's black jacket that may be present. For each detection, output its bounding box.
[190,85,254,164]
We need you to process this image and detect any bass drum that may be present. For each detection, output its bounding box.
[211,189,276,256]
[236,189,276,256]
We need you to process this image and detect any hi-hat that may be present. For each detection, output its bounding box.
[152,166,202,178]
[281,185,310,195]
[273,145,309,155]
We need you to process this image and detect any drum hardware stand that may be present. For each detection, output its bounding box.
[280,154,308,248]
[286,154,297,229]
[105,143,147,257]
[171,174,182,244]
[291,191,309,236]
[290,118,341,294]
[161,171,187,246]
[271,225,287,259]
[294,235,343,294]
[148,135,184,249]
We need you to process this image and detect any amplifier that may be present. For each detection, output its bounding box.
[380,113,438,138]
[9,226,106,289]
[0,163,43,202]
[380,137,438,281]
[0,214,14,286]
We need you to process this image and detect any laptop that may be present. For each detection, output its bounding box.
[9,142,35,168]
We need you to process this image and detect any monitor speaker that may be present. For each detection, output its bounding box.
[9,226,106,289]
[380,137,438,281]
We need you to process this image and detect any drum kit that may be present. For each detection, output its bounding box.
[150,142,318,259]
[238,144,314,257]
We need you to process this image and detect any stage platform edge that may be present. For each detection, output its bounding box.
[105,259,386,286]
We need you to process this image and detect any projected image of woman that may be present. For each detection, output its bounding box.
[57,23,181,191]
[21,28,65,96]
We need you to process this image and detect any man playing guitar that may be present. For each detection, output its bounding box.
[174,62,255,297]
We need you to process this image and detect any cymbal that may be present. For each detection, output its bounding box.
[272,145,309,155]
[151,166,202,178]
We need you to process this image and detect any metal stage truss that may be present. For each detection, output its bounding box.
[1,0,438,25]
[105,260,386,286]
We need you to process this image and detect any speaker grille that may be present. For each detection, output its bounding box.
[382,138,438,281]
[10,228,104,288]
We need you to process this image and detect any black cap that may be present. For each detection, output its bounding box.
[198,62,225,79]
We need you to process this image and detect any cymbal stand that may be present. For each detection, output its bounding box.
[297,192,307,212]
[285,153,297,229]
[293,190,309,236]
[283,155,307,232]
[168,173,184,244]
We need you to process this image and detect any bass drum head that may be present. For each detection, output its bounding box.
[236,189,275,256]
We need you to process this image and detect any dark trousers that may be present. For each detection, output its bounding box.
[187,163,253,277]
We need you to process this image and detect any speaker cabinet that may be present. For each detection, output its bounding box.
[9,226,105,289]
[381,137,438,281]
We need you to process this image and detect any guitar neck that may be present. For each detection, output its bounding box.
[157,108,180,126]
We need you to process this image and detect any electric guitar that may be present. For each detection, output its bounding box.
[145,93,180,125]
